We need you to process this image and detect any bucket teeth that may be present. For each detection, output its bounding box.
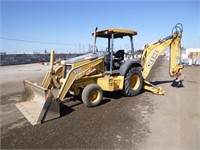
[16,80,60,125]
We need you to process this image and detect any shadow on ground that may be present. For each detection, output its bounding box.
[151,79,184,88]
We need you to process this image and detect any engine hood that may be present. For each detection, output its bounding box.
[61,52,105,65]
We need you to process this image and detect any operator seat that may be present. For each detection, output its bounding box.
[113,49,125,69]
[114,49,125,61]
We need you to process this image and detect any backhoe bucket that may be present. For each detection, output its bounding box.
[16,80,60,125]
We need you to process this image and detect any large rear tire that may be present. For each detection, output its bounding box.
[82,84,103,107]
[122,67,143,96]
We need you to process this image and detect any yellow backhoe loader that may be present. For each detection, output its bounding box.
[16,23,184,125]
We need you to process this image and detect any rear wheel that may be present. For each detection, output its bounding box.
[82,84,103,107]
[122,67,143,96]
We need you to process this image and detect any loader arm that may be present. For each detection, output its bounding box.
[57,57,104,101]
[41,50,63,89]
[140,23,183,94]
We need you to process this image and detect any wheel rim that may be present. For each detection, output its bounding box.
[90,89,100,102]
[131,74,140,90]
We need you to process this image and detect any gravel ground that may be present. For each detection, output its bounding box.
[0,57,199,149]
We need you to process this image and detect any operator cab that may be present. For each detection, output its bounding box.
[92,28,137,74]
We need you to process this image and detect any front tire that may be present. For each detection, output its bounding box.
[122,67,143,96]
[82,84,103,107]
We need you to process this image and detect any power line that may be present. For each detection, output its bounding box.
[0,37,75,46]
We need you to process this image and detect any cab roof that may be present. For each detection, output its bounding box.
[93,28,137,39]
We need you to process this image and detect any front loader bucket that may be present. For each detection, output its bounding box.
[16,80,60,125]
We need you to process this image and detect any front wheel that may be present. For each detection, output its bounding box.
[82,84,103,107]
[122,67,143,96]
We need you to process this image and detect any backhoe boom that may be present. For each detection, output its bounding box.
[140,23,184,94]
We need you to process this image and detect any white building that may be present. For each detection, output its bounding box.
[182,48,200,59]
